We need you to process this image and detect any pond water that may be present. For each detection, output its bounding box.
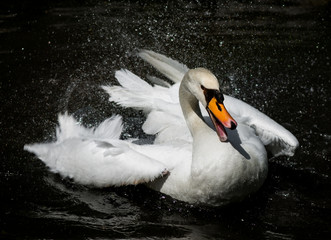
[1,0,330,239]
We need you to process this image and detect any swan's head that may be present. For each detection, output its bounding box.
[185,68,237,142]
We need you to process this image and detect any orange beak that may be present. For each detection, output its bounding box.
[207,97,237,142]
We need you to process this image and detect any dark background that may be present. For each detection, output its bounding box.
[1,0,330,239]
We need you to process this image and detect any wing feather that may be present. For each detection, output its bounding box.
[24,114,168,187]
[224,95,299,156]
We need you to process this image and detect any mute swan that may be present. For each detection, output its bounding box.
[24,50,299,206]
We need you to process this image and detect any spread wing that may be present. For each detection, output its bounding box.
[137,49,299,157]
[24,113,169,187]
[224,95,299,157]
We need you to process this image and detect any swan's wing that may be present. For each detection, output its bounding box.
[143,110,191,143]
[224,95,299,157]
[24,113,169,187]
[102,69,179,113]
[137,50,299,156]
[138,49,189,83]
[24,139,168,187]
[102,69,189,143]
[102,69,208,144]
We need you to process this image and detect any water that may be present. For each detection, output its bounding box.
[1,0,330,239]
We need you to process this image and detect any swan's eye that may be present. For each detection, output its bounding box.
[215,90,224,102]
[202,86,225,104]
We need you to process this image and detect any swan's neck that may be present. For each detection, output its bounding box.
[179,81,208,138]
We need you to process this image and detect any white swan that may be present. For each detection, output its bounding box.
[24,50,299,206]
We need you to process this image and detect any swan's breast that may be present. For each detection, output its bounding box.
[188,129,268,205]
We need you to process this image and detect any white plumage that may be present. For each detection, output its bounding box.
[25,50,299,206]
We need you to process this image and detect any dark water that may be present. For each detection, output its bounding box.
[1,0,330,239]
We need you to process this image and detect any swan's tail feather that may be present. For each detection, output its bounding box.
[138,49,189,83]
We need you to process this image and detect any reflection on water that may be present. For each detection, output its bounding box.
[1,0,330,239]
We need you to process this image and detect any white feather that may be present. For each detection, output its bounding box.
[25,50,299,206]
[24,114,168,187]
[138,49,189,83]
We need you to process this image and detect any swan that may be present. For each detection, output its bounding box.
[24,50,299,206]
